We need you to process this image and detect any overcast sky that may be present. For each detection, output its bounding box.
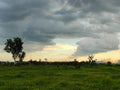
[0,0,120,61]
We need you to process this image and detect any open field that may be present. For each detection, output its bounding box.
[0,64,120,90]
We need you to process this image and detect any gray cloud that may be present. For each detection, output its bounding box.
[0,0,120,55]
[22,28,55,45]
[73,33,119,56]
[0,0,50,22]
[66,0,120,13]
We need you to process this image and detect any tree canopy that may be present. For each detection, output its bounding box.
[4,37,25,62]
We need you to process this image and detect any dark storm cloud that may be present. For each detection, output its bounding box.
[0,0,120,55]
[0,0,50,22]
[67,0,120,13]
[22,28,55,45]
[54,9,78,23]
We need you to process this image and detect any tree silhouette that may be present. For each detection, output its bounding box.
[4,37,25,62]
[88,55,96,64]
[18,51,26,62]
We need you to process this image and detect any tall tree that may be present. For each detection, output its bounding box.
[4,37,25,62]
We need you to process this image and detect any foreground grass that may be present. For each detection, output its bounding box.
[0,65,120,90]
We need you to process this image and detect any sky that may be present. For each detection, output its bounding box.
[0,0,120,62]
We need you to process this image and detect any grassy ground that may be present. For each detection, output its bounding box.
[0,64,120,90]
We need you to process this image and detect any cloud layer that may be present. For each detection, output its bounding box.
[0,0,120,56]
[73,33,119,56]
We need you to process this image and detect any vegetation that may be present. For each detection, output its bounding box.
[0,64,119,90]
[18,51,26,63]
[88,55,96,65]
[4,37,25,62]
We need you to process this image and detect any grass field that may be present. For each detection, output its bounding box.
[0,64,120,90]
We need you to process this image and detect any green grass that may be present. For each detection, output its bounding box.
[0,65,120,90]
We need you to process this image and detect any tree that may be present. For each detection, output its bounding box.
[107,61,112,66]
[4,37,25,62]
[18,51,26,62]
[88,55,96,64]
